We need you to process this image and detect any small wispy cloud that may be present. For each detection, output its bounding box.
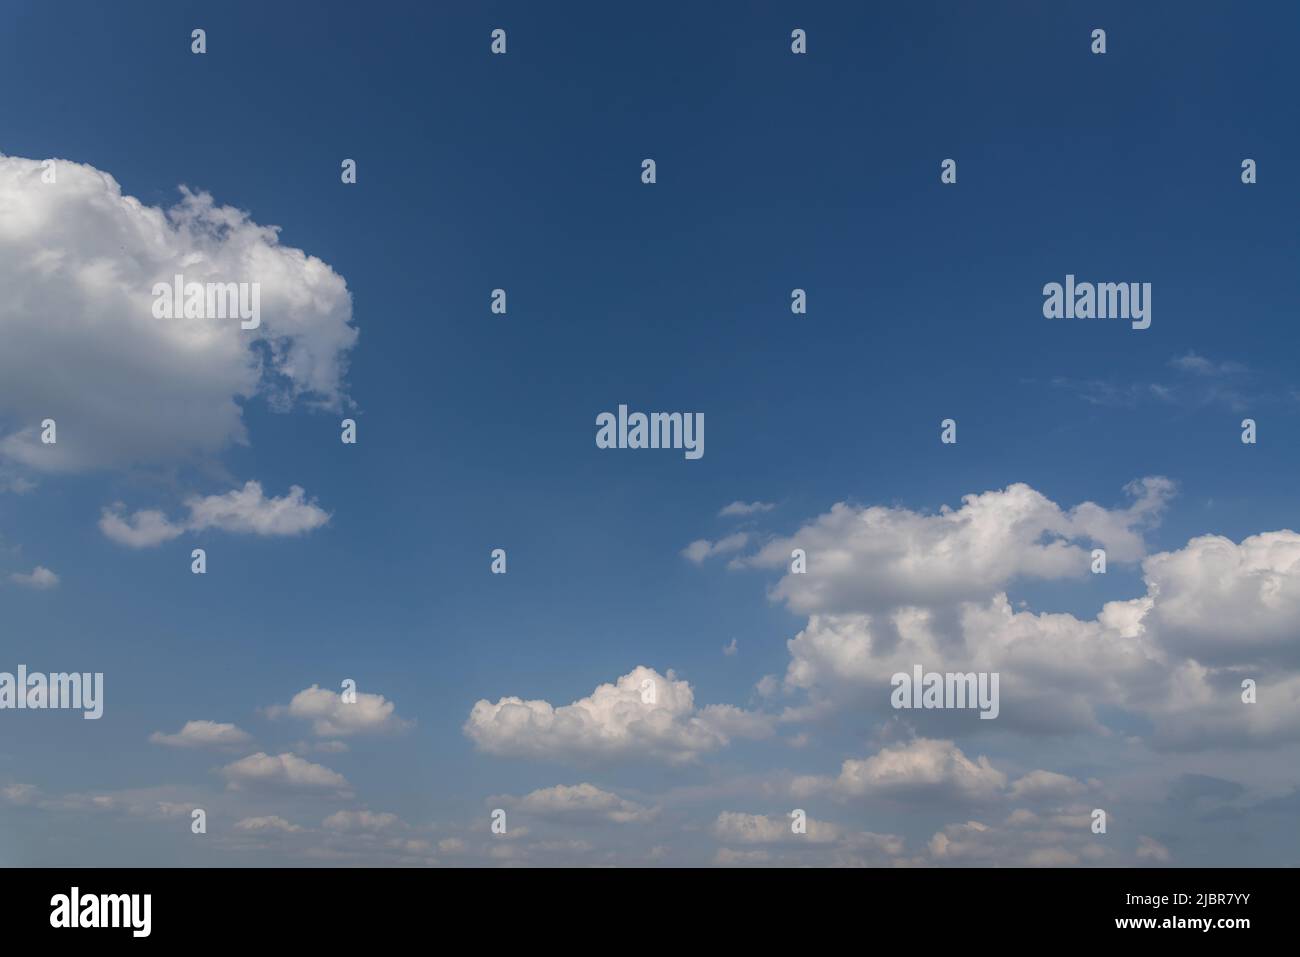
[681,532,749,564]
[9,565,58,589]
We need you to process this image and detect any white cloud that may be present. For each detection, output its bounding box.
[511,783,656,824]
[681,533,749,565]
[234,815,302,833]
[833,738,1008,803]
[322,810,401,832]
[9,565,57,588]
[100,481,329,548]
[712,810,841,845]
[0,154,357,474]
[266,684,411,737]
[1138,531,1300,666]
[219,752,350,793]
[920,808,1112,867]
[464,665,773,764]
[719,501,775,518]
[747,480,1300,750]
[745,479,1172,615]
[1008,770,1087,802]
[149,720,252,749]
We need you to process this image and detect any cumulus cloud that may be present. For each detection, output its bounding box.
[100,481,329,547]
[0,154,357,474]
[219,752,350,794]
[8,565,57,588]
[830,738,1008,804]
[266,684,410,737]
[464,666,773,765]
[149,720,252,750]
[741,480,1300,750]
[509,783,657,824]
[1138,531,1300,667]
[681,533,749,565]
[744,479,1172,615]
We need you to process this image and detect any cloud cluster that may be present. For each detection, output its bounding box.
[728,481,1300,750]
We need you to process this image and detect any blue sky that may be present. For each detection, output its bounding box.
[2,0,1299,866]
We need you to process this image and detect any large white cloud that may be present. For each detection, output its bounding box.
[744,478,1172,615]
[739,481,1300,750]
[1139,531,1300,666]
[0,153,357,474]
[464,666,774,764]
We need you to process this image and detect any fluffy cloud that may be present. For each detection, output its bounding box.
[149,720,252,750]
[219,752,350,793]
[719,501,775,518]
[100,481,329,547]
[831,738,1008,803]
[0,154,357,474]
[266,684,411,737]
[464,666,773,764]
[745,478,1172,615]
[744,480,1300,750]
[1138,531,1300,667]
[8,565,57,588]
[510,783,657,824]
